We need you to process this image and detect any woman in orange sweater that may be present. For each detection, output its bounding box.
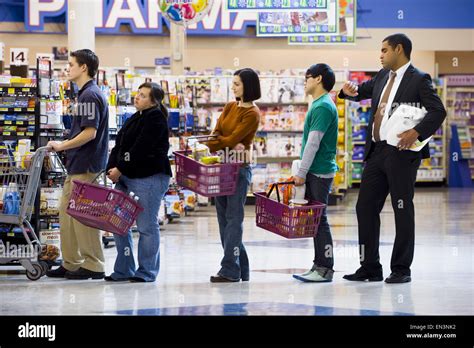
[206,68,261,283]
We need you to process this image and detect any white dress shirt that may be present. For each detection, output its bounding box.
[372,61,411,141]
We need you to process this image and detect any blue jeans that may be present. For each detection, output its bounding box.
[305,174,334,271]
[111,173,170,282]
[215,166,252,281]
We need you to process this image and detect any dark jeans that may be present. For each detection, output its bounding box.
[215,166,252,281]
[305,174,334,271]
[356,141,421,276]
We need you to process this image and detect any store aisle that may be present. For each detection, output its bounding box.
[0,188,472,316]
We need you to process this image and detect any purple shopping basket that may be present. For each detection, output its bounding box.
[253,182,326,239]
[173,150,241,197]
[66,180,143,236]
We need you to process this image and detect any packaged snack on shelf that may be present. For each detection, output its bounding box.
[259,77,279,103]
[278,78,296,103]
[40,187,62,215]
[164,194,184,218]
[39,229,61,260]
[210,77,228,103]
[181,190,196,210]
[254,134,268,157]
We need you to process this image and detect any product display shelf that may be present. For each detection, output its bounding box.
[445,82,474,180]
[0,59,63,267]
[37,59,66,262]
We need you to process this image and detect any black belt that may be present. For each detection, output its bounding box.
[374,140,388,147]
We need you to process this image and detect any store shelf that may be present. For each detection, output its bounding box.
[352,141,365,145]
[256,156,299,164]
[197,102,308,107]
[257,130,303,133]
[0,120,35,125]
[416,179,445,182]
[0,86,36,93]
[0,107,35,113]
[352,159,364,163]
[0,132,35,137]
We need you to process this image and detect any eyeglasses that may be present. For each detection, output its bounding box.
[305,75,314,81]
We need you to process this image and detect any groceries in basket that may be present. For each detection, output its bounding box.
[266,179,294,205]
[199,156,221,165]
[188,139,210,162]
[173,135,241,197]
[254,180,325,239]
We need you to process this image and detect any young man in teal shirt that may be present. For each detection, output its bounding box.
[293,64,338,282]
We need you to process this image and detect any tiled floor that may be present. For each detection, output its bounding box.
[0,188,472,316]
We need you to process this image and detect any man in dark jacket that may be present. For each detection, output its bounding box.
[339,34,446,283]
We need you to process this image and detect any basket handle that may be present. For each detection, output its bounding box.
[91,170,111,187]
[184,135,218,156]
[266,181,295,202]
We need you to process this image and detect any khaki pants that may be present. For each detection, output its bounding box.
[59,172,105,273]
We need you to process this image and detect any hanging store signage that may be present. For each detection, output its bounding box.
[36,53,55,65]
[10,48,29,66]
[0,43,5,62]
[257,0,337,36]
[288,0,356,44]
[227,0,328,11]
[155,57,171,66]
[25,0,256,36]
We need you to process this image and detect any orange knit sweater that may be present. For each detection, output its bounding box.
[207,101,260,153]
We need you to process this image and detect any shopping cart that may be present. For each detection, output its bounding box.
[253,181,326,239]
[0,146,51,280]
[66,173,143,236]
[173,135,242,197]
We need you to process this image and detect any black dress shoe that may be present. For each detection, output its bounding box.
[65,267,105,280]
[46,266,68,278]
[343,268,383,282]
[105,275,130,282]
[385,273,411,283]
[129,276,146,282]
[210,275,239,283]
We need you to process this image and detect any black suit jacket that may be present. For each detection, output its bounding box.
[107,106,172,178]
[338,65,447,160]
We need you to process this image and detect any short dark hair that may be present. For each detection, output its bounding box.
[306,63,336,92]
[70,49,99,78]
[234,68,261,102]
[383,33,412,60]
[139,82,168,119]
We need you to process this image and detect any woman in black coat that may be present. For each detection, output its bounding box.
[105,82,171,282]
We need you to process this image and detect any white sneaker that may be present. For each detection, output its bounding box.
[294,269,313,277]
[292,270,332,283]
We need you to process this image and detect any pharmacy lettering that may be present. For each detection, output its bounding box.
[25,0,256,36]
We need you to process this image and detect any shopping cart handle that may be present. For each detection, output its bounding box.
[37,145,54,152]
[187,135,218,139]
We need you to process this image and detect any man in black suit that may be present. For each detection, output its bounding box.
[339,33,446,283]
